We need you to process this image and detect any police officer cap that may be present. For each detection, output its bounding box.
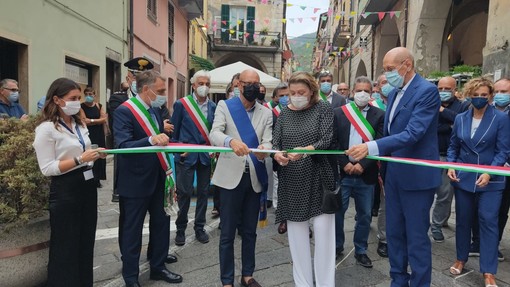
[123,57,154,73]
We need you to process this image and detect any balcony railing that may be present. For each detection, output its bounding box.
[211,30,281,49]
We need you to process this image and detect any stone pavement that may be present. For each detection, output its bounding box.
[93,159,510,287]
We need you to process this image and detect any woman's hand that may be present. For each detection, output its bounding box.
[475,173,490,187]
[82,148,101,162]
[447,169,459,182]
[274,152,289,166]
[286,145,314,161]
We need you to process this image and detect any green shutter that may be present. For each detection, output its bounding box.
[221,4,230,43]
[247,6,255,44]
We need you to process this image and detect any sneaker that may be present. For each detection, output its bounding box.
[175,231,185,246]
[195,229,209,244]
[468,243,480,257]
[432,231,444,243]
[354,253,373,268]
[498,250,505,262]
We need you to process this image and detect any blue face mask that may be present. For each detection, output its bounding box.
[85,95,94,103]
[150,89,167,108]
[279,95,289,106]
[371,92,381,100]
[8,91,19,103]
[381,83,394,96]
[439,91,452,102]
[385,62,406,88]
[494,93,510,107]
[320,82,332,94]
[233,87,240,98]
[471,97,488,109]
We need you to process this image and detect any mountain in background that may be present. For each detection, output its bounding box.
[288,32,316,72]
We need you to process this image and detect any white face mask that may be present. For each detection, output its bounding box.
[290,95,309,110]
[196,85,209,98]
[354,91,371,107]
[61,100,81,116]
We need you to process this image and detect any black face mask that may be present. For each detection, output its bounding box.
[243,84,260,102]
[257,92,266,101]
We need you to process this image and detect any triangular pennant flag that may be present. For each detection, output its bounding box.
[287,3,293,7]
[361,13,369,18]
[289,18,295,23]
[300,6,306,10]
[204,24,208,29]
[350,11,356,16]
[282,19,287,23]
[264,18,270,24]
[335,15,341,20]
[229,29,235,34]
[395,11,402,18]
[378,12,385,21]
[321,16,327,21]
[237,20,242,25]
[311,17,317,21]
[390,11,396,18]
[298,18,303,23]
[213,26,217,32]
[261,0,268,4]
[327,8,333,17]
[212,20,217,25]
[238,31,243,36]
[306,43,311,48]
[313,8,320,14]
[221,28,226,32]
[245,33,250,38]
[333,46,338,50]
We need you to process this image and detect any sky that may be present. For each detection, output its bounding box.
[285,0,330,38]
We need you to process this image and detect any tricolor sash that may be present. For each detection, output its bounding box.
[341,102,376,142]
[272,104,282,117]
[180,95,211,145]
[122,97,176,207]
[263,100,276,110]
[319,91,328,102]
[369,99,386,111]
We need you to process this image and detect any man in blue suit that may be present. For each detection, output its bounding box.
[171,70,216,246]
[114,70,183,286]
[348,47,441,287]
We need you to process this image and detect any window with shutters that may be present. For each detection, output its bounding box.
[229,6,246,41]
[220,5,254,44]
[147,0,157,22]
[168,4,175,60]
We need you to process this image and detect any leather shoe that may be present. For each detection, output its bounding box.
[150,268,183,284]
[354,253,373,268]
[377,242,388,258]
[125,282,141,287]
[241,277,262,287]
[165,254,178,264]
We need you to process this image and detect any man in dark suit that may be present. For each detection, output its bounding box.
[317,71,346,109]
[348,47,441,287]
[171,70,216,246]
[334,76,385,267]
[114,70,182,286]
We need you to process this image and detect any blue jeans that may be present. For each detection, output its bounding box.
[335,175,374,254]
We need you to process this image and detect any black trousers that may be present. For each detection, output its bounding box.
[47,167,97,287]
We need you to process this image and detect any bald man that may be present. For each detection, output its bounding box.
[347,47,441,287]
[430,77,470,243]
[210,69,272,287]
[337,82,350,101]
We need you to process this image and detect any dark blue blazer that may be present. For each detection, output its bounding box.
[171,96,216,166]
[377,74,442,190]
[447,105,510,192]
[113,102,165,198]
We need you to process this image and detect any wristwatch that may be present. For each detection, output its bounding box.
[91,119,95,123]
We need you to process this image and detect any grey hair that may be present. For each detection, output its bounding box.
[317,71,333,81]
[272,82,288,98]
[354,76,373,88]
[190,70,211,84]
[135,70,165,93]
[0,78,18,88]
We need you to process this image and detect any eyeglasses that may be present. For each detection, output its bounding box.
[2,87,19,92]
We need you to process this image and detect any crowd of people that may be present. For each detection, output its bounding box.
[18,45,509,287]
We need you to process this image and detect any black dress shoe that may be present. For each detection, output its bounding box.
[165,254,178,264]
[377,242,388,258]
[150,268,183,283]
[354,253,373,268]
[125,282,141,287]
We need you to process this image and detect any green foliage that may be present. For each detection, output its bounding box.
[451,65,482,77]
[427,71,451,79]
[289,32,316,72]
[0,116,49,229]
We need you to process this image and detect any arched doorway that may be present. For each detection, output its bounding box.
[215,52,267,72]
[355,60,368,78]
[375,17,400,77]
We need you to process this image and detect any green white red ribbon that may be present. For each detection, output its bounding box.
[101,144,510,177]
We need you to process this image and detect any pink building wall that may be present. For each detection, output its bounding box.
[133,0,189,109]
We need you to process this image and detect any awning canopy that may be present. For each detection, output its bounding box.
[208,61,281,93]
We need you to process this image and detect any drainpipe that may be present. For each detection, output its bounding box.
[129,0,134,58]
[403,0,409,47]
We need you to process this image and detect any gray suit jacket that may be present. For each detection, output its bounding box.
[209,100,273,192]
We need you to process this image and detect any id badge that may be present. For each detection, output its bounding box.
[83,169,94,181]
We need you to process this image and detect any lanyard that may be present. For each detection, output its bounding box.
[59,120,86,151]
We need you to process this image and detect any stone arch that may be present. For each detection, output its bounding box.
[214,52,267,73]
[375,17,400,76]
[355,60,368,78]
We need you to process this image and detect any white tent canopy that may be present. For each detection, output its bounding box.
[208,61,281,94]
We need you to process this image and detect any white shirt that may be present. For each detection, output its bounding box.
[193,92,209,118]
[33,119,91,176]
[348,105,370,162]
[471,118,481,138]
[326,91,333,104]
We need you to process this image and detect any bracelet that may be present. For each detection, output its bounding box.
[73,157,80,166]
[91,119,95,123]
[77,156,83,165]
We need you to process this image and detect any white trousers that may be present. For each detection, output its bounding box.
[287,213,336,287]
[272,171,279,208]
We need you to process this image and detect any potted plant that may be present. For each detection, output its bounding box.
[260,27,269,35]
[261,36,267,46]
[0,116,51,286]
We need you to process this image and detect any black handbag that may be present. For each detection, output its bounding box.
[318,155,341,214]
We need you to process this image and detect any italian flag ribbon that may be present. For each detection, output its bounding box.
[342,102,376,142]
[100,144,510,177]
[122,97,176,208]
[272,104,282,117]
[180,95,211,145]
[369,99,386,111]
[319,91,328,102]
[263,100,276,109]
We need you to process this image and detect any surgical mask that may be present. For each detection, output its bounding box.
[242,84,260,102]
[196,85,209,98]
[320,82,332,94]
[381,84,394,96]
[8,91,19,103]
[61,100,81,116]
[279,95,289,106]
[494,93,510,107]
[439,91,452,102]
[85,95,95,103]
[385,63,406,88]
[471,97,488,109]
[257,92,266,101]
[131,81,137,94]
[228,92,235,99]
[354,91,371,107]
[233,87,240,98]
[290,96,309,110]
[150,90,167,108]
[371,92,381,101]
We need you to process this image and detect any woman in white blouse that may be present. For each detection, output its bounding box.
[33,78,105,287]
